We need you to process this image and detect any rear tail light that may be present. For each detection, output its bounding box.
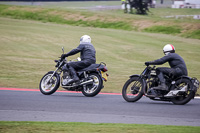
[103,66,108,72]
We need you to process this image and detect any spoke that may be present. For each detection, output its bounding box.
[41,74,57,92]
[84,75,99,94]
[90,86,96,92]
[126,80,142,98]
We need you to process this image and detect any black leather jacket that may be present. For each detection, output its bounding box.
[149,53,188,76]
[65,42,96,63]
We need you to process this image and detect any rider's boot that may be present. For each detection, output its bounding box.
[153,72,168,91]
[67,66,79,84]
[153,83,168,91]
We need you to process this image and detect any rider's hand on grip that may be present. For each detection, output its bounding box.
[145,62,150,66]
[61,54,67,60]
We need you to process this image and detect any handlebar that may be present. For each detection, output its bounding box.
[54,60,59,63]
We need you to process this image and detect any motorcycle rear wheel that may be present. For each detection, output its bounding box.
[82,73,103,97]
[171,78,195,105]
[122,76,144,102]
[39,71,60,95]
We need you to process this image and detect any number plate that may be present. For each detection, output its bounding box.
[101,71,108,81]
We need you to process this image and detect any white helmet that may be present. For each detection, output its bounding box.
[80,35,91,44]
[163,44,175,55]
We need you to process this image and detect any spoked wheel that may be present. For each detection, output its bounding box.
[171,78,195,105]
[82,73,103,97]
[39,71,60,95]
[122,76,144,102]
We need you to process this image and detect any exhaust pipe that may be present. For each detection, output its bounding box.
[62,79,93,88]
[80,79,93,86]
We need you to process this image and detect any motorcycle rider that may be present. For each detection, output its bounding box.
[145,44,188,91]
[61,35,96,84]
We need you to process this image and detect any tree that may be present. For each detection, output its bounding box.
[127,0,150,15]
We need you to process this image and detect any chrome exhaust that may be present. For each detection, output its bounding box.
[62,79,93,88]
[80,79,93,85]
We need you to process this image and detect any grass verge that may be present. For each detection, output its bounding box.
[182,30,200,40]
[0,4,132,31]
[0,121,200,133]
[0,4,200,39]
[143,25,182,34]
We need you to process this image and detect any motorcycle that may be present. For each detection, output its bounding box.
[122,65,199,105]
[39,47,108,97]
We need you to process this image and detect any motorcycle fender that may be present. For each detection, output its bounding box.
[175,76,192,81]
[97,71,105,82]
[173,76,196,92]
[130,74,140,78]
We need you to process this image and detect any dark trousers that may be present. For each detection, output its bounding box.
[63,59,94,80]
[67,59,95,70]
[156,67,182,83]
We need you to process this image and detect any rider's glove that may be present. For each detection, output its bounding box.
[145,62,150,66]
[61,54,67,60]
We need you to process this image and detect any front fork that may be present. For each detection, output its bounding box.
[130,75,146,95]
[46,62,63,84]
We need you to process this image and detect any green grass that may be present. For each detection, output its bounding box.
[182,30,200,39]
[143,25,182,34]
[0,17,199,95]
[0,4,132,31]
[0,4,200,39]
[1,121,200,133]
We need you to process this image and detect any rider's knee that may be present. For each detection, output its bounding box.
[156,68,162,75]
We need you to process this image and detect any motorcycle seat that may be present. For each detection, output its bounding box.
[77,64,101,72]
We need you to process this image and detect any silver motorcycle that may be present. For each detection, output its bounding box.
[39,47,108,97]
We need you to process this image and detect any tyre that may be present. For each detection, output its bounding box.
[122,76,144,102]
[39,71,60,95]
[171,78,195,105]
[82,73,103,97]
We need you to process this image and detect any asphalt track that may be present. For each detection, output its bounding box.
[0,88,200,126]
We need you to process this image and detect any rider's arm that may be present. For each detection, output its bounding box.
[65,44,84,57]
[149,55,171,65]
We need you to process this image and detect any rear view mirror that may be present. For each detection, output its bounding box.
[62,47,64,54]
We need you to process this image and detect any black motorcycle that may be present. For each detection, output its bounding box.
[39,47,108,97]
[122,65,199,105]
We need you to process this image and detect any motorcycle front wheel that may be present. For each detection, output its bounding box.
[122,76,144,102]
[171,78,195,105]
[82,73,103,97]
[39,71,60,95]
